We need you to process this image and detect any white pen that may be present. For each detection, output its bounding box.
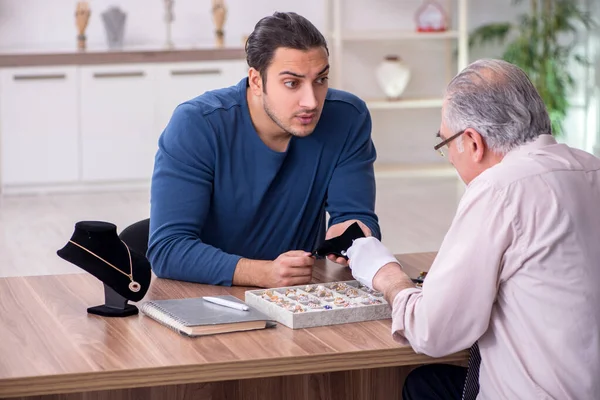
[203,296,249,311]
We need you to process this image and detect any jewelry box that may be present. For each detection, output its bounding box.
[244,280,391,329]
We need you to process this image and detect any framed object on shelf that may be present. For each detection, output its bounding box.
[415,0,449,32]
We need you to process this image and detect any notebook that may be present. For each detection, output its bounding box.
[140,295,275,337]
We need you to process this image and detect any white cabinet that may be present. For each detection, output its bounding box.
[79,64,157,182]
[0,58,247,193]
[155,60,248,134]
[0,66,79,186]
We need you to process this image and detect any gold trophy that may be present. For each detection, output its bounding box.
[75,1,91,51]
[212,0,227,48]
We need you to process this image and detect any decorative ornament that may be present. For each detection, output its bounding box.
[101,6,127,50]
[415,0,448,33]
[375,55,411,100]
[75,1,91,51]
[212,0,227,47]
[163,0,175,49]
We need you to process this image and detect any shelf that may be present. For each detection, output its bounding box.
[337,30,459,41]
[366,98,444,110]
[374,162,457,179]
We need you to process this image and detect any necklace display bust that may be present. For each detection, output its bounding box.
[57,221,151,317]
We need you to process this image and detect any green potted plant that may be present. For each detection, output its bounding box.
[469,0,596,137]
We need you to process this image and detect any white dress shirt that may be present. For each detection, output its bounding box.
[391,135,600,399]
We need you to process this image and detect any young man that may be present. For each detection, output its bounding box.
[347,59,600,399]
[147,12,380,287]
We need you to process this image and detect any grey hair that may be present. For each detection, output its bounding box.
[443,59,552,155]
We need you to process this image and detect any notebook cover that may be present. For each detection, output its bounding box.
[140,295,273,328]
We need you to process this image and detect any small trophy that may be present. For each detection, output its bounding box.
[212,0,227,48]
[75,1,91,51]
[164,0,175,49]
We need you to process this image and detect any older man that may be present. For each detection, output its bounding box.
[347,59,600,399]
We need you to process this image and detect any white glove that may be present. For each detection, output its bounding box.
[346,237,400,290]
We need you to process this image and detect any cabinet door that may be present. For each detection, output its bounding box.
[80,64,157,182]
[0,66,79,186]
[155,60,248,134]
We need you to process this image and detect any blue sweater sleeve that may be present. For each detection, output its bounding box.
[147,103,241,285]
[326,107,381,239]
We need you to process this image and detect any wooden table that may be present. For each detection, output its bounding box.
[0,253,467,400]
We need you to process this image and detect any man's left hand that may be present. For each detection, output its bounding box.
[325,219,371,266]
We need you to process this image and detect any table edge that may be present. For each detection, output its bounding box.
[0,348,468,397]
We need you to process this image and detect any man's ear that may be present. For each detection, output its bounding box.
[465,128,485,163]
[248,68,263,96]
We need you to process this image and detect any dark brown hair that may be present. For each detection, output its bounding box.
[245,12,329,91]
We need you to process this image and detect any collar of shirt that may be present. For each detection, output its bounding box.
[466,134,558,189]
[501,134,557,163]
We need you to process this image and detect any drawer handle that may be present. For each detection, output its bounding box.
[13,74,66,81]
[170,69,222,76]
[93,71,145,79]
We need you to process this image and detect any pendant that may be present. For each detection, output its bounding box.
[129,281,141,292]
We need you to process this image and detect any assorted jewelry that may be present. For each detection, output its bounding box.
[307,301,323,309]
[260,282,388,313]
[358,284,385,297]
[315,286,334,300]
[303,285,316,293]
[333,297,348,307]
[328,282,350,293]
[296,294,312,305]
[68,239,141,292]
[293,305,306,313]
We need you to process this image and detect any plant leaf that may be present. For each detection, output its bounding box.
[468,23,513,48]
[468,0,597,138]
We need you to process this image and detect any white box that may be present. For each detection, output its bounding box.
[244,280,392,329]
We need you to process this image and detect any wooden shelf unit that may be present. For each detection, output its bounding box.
[324,0,470,179]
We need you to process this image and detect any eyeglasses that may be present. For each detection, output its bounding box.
[434,130,465,157]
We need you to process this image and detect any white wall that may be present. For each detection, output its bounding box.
[0,0,594,161]
[0,0,524,52]
[327,0,596,161]
[0,0,325,51]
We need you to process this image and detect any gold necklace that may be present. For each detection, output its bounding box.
[69,239,141,292]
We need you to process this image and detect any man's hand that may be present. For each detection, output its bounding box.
[266,250,315,287]
[346,236,399,289]
[233,250,314,288]
[325,219,372,266]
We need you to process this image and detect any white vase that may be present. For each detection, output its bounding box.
[375,55,411,100]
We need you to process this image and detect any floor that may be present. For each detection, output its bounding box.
[0,176,463,278]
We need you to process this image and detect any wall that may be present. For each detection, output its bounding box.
[0,0,521,51]
[0,0,324,51]
[329,0,522,165]
[332,0,597,162]
[0,0,595,162]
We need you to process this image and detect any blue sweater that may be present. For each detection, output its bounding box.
[147,77,380,286]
